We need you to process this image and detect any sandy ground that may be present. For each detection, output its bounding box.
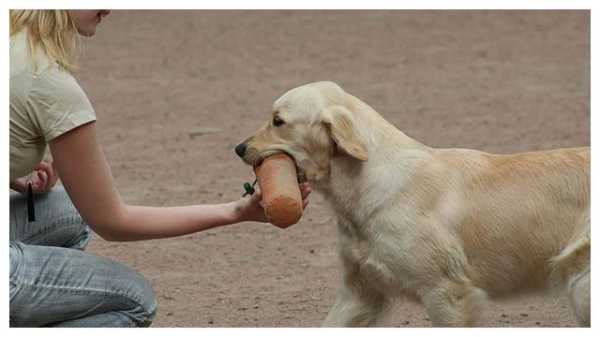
[74,10,589,327]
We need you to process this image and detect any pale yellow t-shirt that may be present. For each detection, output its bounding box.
[10,30,97,180]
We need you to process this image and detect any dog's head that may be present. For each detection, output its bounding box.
[235,81,368,183]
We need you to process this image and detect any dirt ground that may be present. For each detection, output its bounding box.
[76,10,589,327]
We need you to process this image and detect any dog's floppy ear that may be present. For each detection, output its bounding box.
[323,106,368,161]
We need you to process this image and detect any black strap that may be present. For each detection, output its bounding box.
[27,182,35,222]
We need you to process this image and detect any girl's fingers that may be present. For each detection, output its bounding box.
[37,169,47,180]
[37,170,48,187]
[252,190,265,209]
[300,182,312,199]
[33,161,58,191]
[35,161,57,181]
[35,161,53,177]
[299,183,311,209]
[32,175,44,192]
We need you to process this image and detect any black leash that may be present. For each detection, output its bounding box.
[26,178,35,222]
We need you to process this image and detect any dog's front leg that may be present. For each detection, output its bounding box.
[322,278,387,327]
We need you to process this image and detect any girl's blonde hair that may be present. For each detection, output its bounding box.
[10,10,81,72]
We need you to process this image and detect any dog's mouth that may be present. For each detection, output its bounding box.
[253,150,307,183]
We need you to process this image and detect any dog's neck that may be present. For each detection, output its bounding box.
[316,96,431,230]
[347,94,426,149]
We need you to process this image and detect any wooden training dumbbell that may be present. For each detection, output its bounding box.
[254,153,303,228]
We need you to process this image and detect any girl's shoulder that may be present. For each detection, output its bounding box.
[11,29,56,81]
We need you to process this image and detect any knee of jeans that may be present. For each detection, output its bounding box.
[121,273,158,327]
[67,223,92,250]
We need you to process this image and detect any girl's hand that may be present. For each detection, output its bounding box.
[234,182,312,225]
[9,160,59,194]
[30,160,59,193]
[31,160,58,193]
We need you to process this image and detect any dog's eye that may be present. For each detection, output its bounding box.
[273,116,285,127]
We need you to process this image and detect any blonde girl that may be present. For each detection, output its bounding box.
[9,10,310,327]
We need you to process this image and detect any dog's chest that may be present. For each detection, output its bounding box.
[336,217,405,292]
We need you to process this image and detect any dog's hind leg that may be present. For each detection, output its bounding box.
[322,277,388,327]
[419,278,487,327]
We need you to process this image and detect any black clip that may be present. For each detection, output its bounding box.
[242,179,257,196]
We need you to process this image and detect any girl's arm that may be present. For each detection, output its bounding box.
[50,121,310,241]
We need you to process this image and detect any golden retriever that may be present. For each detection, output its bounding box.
[235,81,590,327]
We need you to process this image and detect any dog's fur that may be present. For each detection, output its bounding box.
[236,81,590,327]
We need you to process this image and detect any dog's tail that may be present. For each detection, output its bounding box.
[549,210,590,289]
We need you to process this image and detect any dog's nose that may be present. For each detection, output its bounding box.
[235,143,247,157]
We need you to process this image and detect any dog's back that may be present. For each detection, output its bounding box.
[419,147,590,296]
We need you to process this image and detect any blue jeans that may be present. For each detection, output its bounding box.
[9,187,157,327]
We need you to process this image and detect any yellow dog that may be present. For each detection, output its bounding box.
[236,81,590,327]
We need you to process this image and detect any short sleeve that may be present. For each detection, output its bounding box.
[28,66,97,142]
